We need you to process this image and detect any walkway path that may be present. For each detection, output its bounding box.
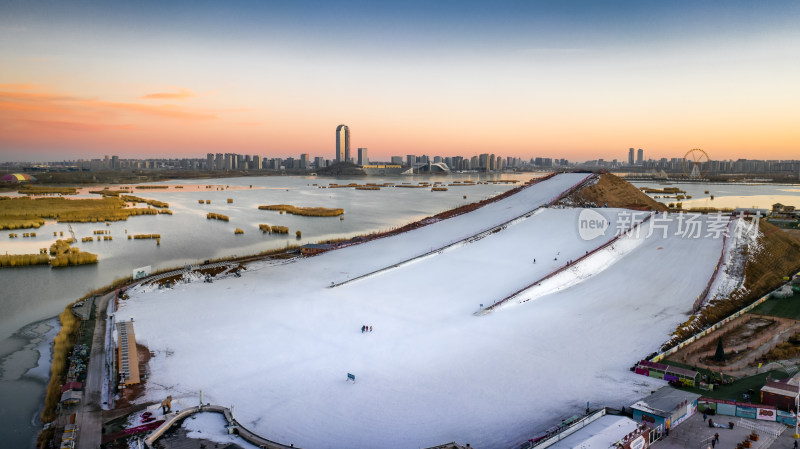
[143,403,298,449]
[76,291,114,449]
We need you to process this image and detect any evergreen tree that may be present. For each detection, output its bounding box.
[714,337,726,362]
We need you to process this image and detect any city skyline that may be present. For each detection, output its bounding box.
[1,1,799,162]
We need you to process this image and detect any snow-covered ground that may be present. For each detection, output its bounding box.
[117,174,729,449]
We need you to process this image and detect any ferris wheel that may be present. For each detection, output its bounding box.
[682,148,710,178]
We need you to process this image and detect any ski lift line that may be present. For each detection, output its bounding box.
[328,173,598,289]
[479,211,654,315]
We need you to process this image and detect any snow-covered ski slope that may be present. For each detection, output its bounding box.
[119,174,726,449]
[326,172,591,285]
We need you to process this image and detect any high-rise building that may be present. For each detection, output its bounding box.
[406,155,415,167]
[637,149,644,165]
[300,153,310,169]
[628,148,635,165]
[253,155,261,170]
[207,153,214,170]
[336,124,350,163]
[391,156,403,165]
[357,148,368,166]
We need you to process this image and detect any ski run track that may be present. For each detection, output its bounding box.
[119,173,730,449]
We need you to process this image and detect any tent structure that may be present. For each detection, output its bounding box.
[0,173,36,183]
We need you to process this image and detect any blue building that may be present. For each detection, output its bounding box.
[630,386,701,434]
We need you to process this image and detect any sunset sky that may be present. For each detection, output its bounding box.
[1,1,799,162]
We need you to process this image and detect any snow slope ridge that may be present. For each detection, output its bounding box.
[501,217,653,309]
[322,172,591,286]
[331,207,549,288]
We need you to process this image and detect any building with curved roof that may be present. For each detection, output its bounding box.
[0,173,36,183]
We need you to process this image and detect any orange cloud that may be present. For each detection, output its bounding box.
[0,83,41,91]
[0,85,216,122]
[95,101,216,119]
[141,89,196,100]
[13,119,135,132]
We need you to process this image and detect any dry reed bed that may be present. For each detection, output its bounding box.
[0,253,51,267]
[234,228,244,235]
[18,186,78,195]
[258,204,344,216]
[431,187,448,191]
[0,196,168,224]
[207,212,229,221]
[0,217,46,230]
[2,239,97,268]
[134,185,169,189]
[260,224,289,234]
[133,234,160,239]
[120,195,169,208]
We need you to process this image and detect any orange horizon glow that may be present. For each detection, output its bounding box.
[1,83,797,162]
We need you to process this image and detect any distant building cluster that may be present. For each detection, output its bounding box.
[2,127,797,178]
[581,147,800,177]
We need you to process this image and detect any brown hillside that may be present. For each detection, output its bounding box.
[558,173,667,211]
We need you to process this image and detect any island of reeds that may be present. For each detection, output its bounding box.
[259,224,289,234]
[258,204,344,217]
[0,238,98,268]
[0,196,172,227]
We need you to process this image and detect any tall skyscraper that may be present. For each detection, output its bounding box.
[637,148,644,165]
[628,148,635,165]
[357,148,368,165]
[336,124,350,163]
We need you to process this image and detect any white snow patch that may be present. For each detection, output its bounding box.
[182,412,261,449]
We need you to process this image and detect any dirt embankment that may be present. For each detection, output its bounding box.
[557,173,667,211]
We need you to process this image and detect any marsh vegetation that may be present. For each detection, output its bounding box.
[258,204,344,217]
